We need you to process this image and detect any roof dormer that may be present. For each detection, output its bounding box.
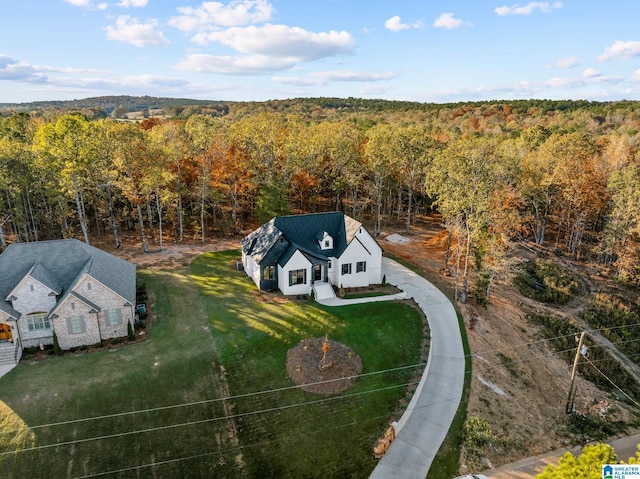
[317,231,334,250]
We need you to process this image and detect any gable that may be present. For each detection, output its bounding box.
[0,239,136,318]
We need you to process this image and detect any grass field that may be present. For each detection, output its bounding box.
[0,250,425,478]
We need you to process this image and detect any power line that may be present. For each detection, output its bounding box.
[0,381,418,457]
[9,317,639,436]
[584,356,640,408]
[5,362,426,434]
[69,413,392,479]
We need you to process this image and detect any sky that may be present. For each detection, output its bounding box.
[2,0,640,104]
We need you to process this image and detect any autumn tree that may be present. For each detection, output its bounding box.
[32,113,98,244]
[536,443,617,479]
[426,136,510,303]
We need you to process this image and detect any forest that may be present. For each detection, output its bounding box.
[1,97,639,303]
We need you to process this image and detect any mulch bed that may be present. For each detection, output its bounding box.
[286,337,363,395]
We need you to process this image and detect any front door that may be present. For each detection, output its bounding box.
[313,264,322,282]
[0,323,12,342]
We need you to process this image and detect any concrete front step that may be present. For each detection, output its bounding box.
[313,283,336,300]
[0,344,17,366]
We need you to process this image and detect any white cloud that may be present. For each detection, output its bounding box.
[64,0,107,9]
[273,70,396,86]
[582,68,601,78]
[630,69,640,82]
[553,56,579,69]
[597,40,640,61]
[118,0,148,7]
[495,2,563,16]
[168,0,273,32]
[104,16,170,47]
[0,55,47,83]
[175,53,295,75]
[199,24,355,60]
[384,16,409,32]
[433,13,463,29]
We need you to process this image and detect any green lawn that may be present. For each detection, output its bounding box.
[0,250,425,478]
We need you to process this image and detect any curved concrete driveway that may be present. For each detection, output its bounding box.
[370,257,465,479]
[317,257,465,478]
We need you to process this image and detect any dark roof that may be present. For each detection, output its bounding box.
[0,239,136,318]
[243,212,364,267]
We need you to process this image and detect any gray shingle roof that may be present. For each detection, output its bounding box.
[243,212,365,267]
[0,239,136,318]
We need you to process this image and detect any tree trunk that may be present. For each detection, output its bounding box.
[136,203,148,253]
[460,224,472,304]
[200,177,206,243]
[26,188,38,242]
[106,185,121,248]
[73,174,90,244]
[405,184,413,234]
[176,160,184,242]
[155,187,163,252]
[444,229,452,271]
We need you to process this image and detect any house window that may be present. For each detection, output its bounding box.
[341,263,352,275]
[356,261,367,273]
[263,265,275,281]
[328,260,332,269]
[30,284,34,292]
[26,312,51,332]
[67,315,86,335]
[87,282,91,291]
[289,269,306,286]
[324,240,330,248]
[106,309,122,326]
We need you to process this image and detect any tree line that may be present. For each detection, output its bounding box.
[1,102,639,302]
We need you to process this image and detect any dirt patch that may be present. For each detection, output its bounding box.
[286,337,363,395]
[379,218,639,471]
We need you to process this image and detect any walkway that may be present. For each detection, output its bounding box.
[318,257,466,479]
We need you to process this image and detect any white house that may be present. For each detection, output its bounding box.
[241,212,383,297]
[0,239,136,362]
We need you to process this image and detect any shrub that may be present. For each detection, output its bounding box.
[514,259,581,304]
[463,415,513,463]
[127,320,135,341]
[53,333,63,356]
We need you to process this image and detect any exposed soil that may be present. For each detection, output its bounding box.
[286,337,363,395]
[380,218,639,471]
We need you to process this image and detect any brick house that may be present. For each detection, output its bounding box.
[0,239,136,360]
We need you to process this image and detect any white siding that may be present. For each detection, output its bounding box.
[354,226,383,284]
[279,250,312,296]
[336,228,383,288]
[242,252,261,288]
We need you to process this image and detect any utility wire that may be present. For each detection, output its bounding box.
[6,362,426,433]
[11,328,640,435]
[584,356,640,408]
[0,381,418,456]
[69,413,392,479]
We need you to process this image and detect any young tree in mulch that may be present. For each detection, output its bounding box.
[286,337,362,395]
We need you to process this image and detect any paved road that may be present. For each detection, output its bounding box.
[368,257,465,479]
[484,432,640,478]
